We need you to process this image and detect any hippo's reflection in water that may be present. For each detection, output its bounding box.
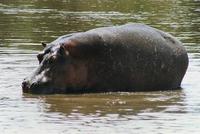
[23,91,186,117]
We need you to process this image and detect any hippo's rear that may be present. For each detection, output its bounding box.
[22,23,188,94]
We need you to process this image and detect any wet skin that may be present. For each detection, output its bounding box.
[22,23,188,94]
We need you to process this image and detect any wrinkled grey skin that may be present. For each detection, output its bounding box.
[22,23,188,94]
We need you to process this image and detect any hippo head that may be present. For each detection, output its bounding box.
[22,40,89,94]
[22,43,69,94]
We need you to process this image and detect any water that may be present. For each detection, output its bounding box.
[0,0,199,133]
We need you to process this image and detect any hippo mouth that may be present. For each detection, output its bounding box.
[22,79,88,94]
[22,80,56,94]
[22,80,99,94]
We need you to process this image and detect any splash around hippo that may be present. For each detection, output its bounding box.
[22,23,188,94]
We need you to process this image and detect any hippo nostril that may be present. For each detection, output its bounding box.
[22,81,27,88]
[22,81,30,93]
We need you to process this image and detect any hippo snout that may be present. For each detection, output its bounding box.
[22,79,55,94]
[22,79,39,93]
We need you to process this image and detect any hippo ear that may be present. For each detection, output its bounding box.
[37,53,44,63]
[41,42,47,48]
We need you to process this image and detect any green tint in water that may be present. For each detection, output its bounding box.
[0,0,200,133]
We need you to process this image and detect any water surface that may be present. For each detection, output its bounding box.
[0,0,200,133]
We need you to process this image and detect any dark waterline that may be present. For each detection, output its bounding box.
[0,0,200,133]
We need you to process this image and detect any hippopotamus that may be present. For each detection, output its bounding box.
[22,23,188,94]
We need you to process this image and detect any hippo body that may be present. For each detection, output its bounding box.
[22,23,188,94]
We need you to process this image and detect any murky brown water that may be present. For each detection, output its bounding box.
[0,0,200,133]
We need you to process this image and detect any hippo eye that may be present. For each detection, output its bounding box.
[37,53,43,64]
[48,55,56,64]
